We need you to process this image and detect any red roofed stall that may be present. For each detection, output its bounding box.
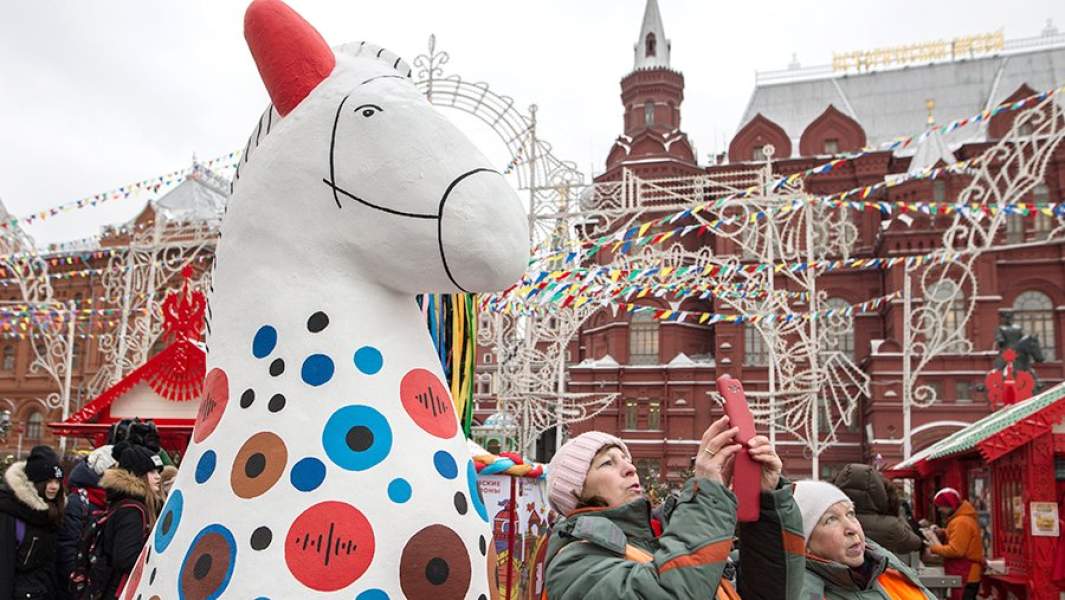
[886,382,1065,600]
[49,267,207,452]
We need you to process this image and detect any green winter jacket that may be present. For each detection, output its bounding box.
[802,540,936,599]
[543,478,805,599]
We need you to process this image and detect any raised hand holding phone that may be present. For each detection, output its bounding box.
[716,374,762,521]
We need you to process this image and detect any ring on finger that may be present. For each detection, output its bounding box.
[703,447,716,457]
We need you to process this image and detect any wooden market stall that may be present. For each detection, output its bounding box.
[887,382,1065,600]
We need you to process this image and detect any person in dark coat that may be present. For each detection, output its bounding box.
[56,445,115,600]
[95,442,163,600]
[832,464,923,556]
[0,445,66,600]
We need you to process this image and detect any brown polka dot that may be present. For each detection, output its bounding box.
[230,432,287,499]
[400,524,471,599]
[179,531,234,600]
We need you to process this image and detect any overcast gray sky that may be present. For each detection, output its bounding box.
[2,0,1062,247]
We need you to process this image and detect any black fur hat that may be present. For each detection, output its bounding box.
[112,441,163,477]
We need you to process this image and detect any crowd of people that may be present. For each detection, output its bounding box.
[543,419,986,600]
[0,415,987,599]
[0,421,175,600]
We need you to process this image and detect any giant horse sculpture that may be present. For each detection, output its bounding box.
[121,1,528,597]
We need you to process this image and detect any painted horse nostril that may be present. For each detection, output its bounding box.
[437,168,528,293]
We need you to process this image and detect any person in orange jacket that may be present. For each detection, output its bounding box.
[927,488,984,600]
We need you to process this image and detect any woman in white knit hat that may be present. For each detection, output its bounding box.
[542,416,806,599]
[793,480,935,599]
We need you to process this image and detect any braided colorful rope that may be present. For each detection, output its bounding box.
[473,451,546,479]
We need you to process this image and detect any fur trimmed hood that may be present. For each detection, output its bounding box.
[3,460,49,511]
[99,467,149,501]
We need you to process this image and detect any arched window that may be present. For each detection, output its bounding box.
[644,101,655,127]
[26,411,43,440]
[1,346,14,371]
[925,280,967,352]
[744,323,769,366]
[629,312,659,365]
[1013,290,1055,359]
[823,297,855,358]
[645,32,657,57]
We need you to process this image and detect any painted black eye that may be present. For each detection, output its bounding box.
[353,103,383,119]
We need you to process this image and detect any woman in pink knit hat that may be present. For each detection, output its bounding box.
[542,416,806,599]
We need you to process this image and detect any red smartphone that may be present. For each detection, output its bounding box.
[716,374,760,522]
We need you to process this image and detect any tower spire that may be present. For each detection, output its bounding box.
[634,0,670,70]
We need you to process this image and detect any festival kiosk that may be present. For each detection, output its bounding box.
[48,267,206,452]
[887,381,1065,600]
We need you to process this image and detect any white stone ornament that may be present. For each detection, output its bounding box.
[120,1,528,598]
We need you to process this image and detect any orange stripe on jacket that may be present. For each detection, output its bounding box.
[658,539,733,575]
[782,530,805,555]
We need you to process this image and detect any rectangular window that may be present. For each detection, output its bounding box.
[624,400,637,430]
[1006,215,1025,244]
[933,181,946,203]
[752,146,767,162]
[928,381,944,403]
[823,139,839,155]
[1,347,13,371]
[955,381,972,404]
[744,323,769,366]
[648,401,661,430]
[1032,184,1053,239]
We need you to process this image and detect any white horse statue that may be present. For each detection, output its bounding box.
[120,0,528,597]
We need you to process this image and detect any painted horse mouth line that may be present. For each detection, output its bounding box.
[322,179,439,219]
[323,167,503,294]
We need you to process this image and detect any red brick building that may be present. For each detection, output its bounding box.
[556,1,1065,481]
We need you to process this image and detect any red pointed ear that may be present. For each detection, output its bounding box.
[244,0,336,117]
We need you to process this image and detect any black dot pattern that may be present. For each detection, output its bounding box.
[269,358,285,376]
[346,426,373,452]
[479,535,486,556]
[307,311,329,333]
[453,492,468,515]
[150,567,157,585]
[250,526,272,550]
[268,393,286,413]
[425,557,449,585]
[245,453,266,478]
[240,389,255,409]
[193,554,213,580]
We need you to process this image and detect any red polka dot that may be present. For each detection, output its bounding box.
[400,368,458,439]
[121,544,149,600]
[285,501,375,591]
[193,368,229,443]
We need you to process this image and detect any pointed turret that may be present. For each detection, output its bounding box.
[634,0,670,70]
[602,0,697,174]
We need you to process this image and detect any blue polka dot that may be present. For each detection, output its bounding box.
[387,478,412,503]
[354,346,383,375]
[252,325,277,359]
[356,590,389,600]
[154,490,183,553]
[433,451,458,479]
[300,354,334,387]
[322,405,393,471]
[468,460,488,522]
[195,450,216,484]
[290,457,326,492]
